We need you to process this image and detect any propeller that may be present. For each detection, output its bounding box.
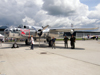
[37,25,49,46]
[37,25,49,36]
[37,29,42,37]
[42,25,49,31]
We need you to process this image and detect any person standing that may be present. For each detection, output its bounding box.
[70,35,76,49]
[87,35,89,40]
[96,36,98,40]
[31,35,35,50]
[51,37,56,49]
[64,36,69,48]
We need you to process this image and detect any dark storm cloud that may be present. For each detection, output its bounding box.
[0,0,25,26]
[42,0,76,17]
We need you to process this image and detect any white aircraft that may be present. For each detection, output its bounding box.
[4,24,99,46]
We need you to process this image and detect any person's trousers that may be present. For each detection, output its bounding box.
[71,42,75,49]
[31,44,34,50]
[65,42,68,48]
[52,43,55,49]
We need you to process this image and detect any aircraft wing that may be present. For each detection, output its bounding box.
[49,27,99,32]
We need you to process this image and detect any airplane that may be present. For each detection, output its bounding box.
[4,24,99,47]
[82,35,100,40]
[89,35,100,39]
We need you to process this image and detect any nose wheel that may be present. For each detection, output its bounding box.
[11,42,19,48]
[11,39,19,48]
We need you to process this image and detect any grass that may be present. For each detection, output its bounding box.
[56,38,100,41]
[56,38,82,41]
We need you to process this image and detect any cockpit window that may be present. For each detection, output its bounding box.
[26,26,29,29]
[18,25,29,29]
[18,25,23,28]
[5,29,8,31]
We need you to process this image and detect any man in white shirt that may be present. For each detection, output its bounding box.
[31,35,34,50]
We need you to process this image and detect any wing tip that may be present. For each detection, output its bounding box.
[95,27,99,29]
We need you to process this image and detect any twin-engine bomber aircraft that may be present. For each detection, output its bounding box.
[4,24,98,46]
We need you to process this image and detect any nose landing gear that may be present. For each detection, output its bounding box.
[11,42,19,48]
[11,39,19,48]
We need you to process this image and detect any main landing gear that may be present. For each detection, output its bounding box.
[46,36,52,47]
[25,39,31,45]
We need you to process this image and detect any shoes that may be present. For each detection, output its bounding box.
[71,48,75,49]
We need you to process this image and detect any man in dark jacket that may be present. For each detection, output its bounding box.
[70,35,76,49]
[64,36,69,48]
[51,37,56,49]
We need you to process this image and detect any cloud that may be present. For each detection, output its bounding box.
[0,0,25,26]
[0,0,100,31]
[42,0,89,17]
[0,0,41,26]
[41,0,100,30]
[88,4,100,19]
[23,16,36,25]
[23,1,41,18]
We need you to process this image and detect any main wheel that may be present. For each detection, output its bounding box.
[25,39,31,45]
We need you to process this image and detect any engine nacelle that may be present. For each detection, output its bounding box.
[70,29,74,34]
[37,29,42,36]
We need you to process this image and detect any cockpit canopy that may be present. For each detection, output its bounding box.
[18,25,30,29]
[18,24,24,28]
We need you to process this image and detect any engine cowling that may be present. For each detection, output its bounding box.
[70,29,74,34]
[37,29,42,36]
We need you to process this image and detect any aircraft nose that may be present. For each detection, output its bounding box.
[4,28,10,37]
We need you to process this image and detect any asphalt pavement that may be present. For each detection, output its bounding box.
[0,40,100,75]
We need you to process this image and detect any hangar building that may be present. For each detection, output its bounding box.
[64,31,100,38]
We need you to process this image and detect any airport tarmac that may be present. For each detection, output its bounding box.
[0,40,100,75]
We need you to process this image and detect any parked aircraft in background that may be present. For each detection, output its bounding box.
[82,35,100,40]
[4,24,99,46]
[90,35,100,39]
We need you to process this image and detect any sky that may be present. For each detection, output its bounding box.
[80,0,100,10]
[0,0,100,31]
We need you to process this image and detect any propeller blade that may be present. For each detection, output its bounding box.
[42,25,49,31]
